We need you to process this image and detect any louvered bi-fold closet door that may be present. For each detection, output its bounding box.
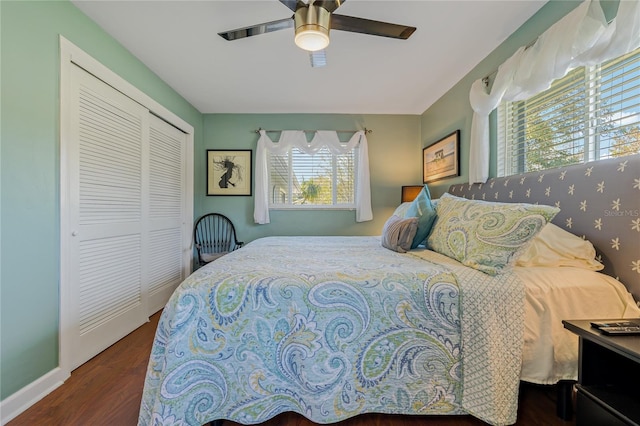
[147,115,187,314]
[69,64,150,370]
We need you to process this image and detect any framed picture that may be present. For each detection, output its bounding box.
[423,130,460,183]
[206,150,252,196]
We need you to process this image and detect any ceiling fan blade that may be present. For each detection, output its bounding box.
[279,0,305,12]
[331,14,416,40]
[218,17,294,41]
[309,50,327,68]
[314,0,345,13]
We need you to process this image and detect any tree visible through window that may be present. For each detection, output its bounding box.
[498,47,640,176]
[269,145,356,208]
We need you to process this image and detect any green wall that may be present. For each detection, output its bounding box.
[0,0,202,399]
[421,0,584,198]
[198,114,422,243]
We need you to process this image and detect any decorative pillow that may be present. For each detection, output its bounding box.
[381,215,419,253]
[405,185,437,249]
[516,223,603,270]
[392,202,413,218]
[427,193,560,275]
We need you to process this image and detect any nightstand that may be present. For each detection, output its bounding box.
[563,319,640,426]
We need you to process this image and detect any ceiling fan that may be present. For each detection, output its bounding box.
[218,0,416,67]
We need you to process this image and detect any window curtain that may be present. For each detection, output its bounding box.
[468,0,640,183]
[254,129,373,224]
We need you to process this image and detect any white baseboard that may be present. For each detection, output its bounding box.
[0,367,69,425]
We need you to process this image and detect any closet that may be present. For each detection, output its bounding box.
[60,38,193,371]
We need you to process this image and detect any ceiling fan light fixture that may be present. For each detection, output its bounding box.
[294,5,331,51]
[295,28,329,51]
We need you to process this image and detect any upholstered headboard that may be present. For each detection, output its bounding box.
[448,154,640,302]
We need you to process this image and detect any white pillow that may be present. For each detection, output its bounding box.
[516,223,603,270]
[392,202,413,218]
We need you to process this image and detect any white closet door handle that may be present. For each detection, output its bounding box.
[72,231,79,236]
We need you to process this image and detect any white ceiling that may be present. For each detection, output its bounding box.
[71,0,546,115]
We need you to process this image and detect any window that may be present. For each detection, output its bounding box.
[498,47,640,176]
[268,144,357,208]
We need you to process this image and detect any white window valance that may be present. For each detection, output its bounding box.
[468,0,640,183]
[254,129,372,224]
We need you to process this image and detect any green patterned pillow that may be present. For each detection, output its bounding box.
[427,193,560,275]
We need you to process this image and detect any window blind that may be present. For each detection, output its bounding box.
[269,146,356,207]
[499,48,640,176]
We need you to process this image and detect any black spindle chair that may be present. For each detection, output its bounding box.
[193,213,243,267]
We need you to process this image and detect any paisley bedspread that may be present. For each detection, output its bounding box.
[138,236,524,426]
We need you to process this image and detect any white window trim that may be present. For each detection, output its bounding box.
[268,147,358,210]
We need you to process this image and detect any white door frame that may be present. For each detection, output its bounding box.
[0,36,195,425]
[59,36,194,376]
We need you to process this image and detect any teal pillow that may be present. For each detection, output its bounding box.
[405,185,437,249]
[427,193,560,275]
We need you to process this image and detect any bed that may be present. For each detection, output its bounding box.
[138,154,640,426]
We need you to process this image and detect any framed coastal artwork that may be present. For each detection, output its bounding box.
[423,130,460,183]
[206,149,252,196]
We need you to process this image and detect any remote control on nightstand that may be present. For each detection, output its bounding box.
[599,326,640,335]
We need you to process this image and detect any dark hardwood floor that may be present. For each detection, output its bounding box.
[8,311,575,426]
